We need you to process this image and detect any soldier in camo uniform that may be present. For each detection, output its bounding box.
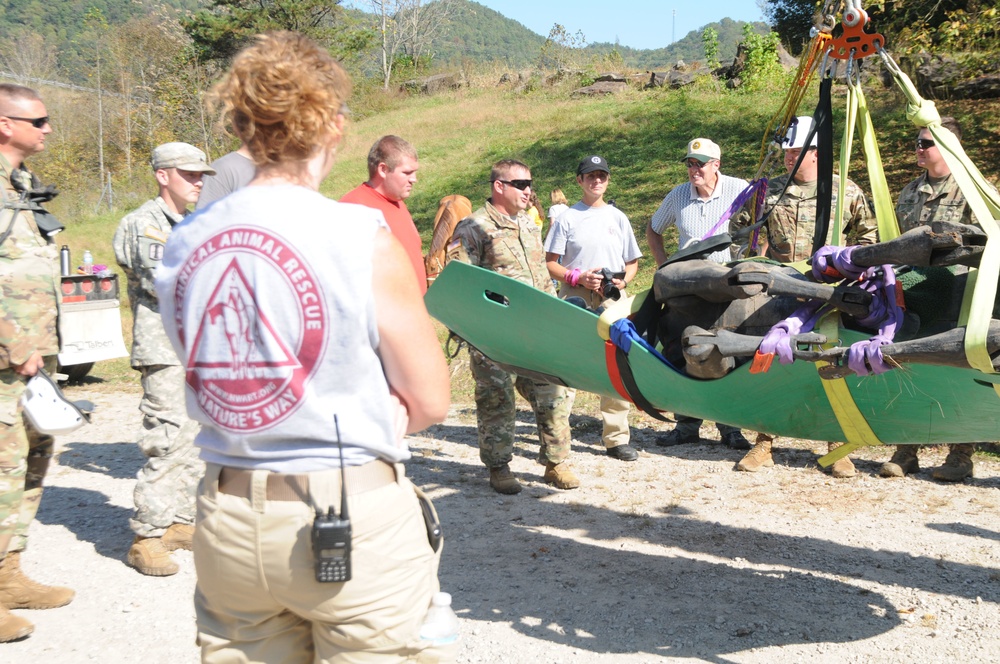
[881,116,983,482]
[0,83,75,643]
[446,159,579,494]
[112,143,215,576]
[737,117,877,480]
[758,116,877,263]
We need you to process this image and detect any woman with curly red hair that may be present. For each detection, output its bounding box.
[155,32,452,662]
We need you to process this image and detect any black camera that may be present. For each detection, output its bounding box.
[598,268,626,301]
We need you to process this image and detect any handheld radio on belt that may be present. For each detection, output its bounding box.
[312,415,352,583]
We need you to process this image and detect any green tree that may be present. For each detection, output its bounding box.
[538,23,587,70]
[702,26,720,68]
[182,0,358,63]
[760,0,819,55]
[761,0,993,56]
[738,23,784,92]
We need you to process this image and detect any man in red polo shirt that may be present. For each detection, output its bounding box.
[341,135,427,293]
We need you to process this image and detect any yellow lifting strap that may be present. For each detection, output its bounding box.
[835,80,901,244]
[814,312,885,467]
[879,50,1000,389]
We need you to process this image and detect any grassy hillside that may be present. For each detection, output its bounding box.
[326,82,1000,290]
[61,81,1000,388]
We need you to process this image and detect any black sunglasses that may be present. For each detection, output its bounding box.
[7,115,50,129]
[685,159,708,169]
[916,138,935,150]
[497,179,533,191]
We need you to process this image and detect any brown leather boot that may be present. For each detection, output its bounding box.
[0,603,32,642]
[880,445,920,478]
[161,523,195,552]
[543,462,580,490]
[489,464,522,495]
[0,552,75,609]
[737,434,774,472]
[932,444,975,482]
[126,536,179,576]
[827,442,857,478]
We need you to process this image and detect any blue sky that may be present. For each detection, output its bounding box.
[473,1,767,50]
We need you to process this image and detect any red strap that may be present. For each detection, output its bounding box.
[604,340,632,401]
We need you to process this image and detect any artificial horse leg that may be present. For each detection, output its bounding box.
[850,222,987,269]
[731,268,872,318]
[813,320,1000,378]
[681,327,829,378]
[653,261,767,304]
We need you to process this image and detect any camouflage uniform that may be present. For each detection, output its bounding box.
[764,173,878,263]
[112,197,201,538]
[896,172,976,233]
[887,171,982,477]
[0,155,60,558]
[447,200,573,467]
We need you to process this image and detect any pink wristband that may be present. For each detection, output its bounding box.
[565,268,581,287]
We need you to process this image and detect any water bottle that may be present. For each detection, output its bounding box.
[82,250,93,275]
[418,591,459,646]
[60,245,71,277]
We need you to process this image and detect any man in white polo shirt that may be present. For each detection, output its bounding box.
[645,138,751,450]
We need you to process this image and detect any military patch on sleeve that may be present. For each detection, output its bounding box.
[149,243,164,261]
[445,238,469,264]
[144,227,169,243]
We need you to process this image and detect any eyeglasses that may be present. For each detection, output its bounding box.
[6,116,50,129]
[916,138,935,150]
[497,179,533,191]
[685,159,709,169]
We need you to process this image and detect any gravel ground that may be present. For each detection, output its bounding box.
[5,387,1000,663]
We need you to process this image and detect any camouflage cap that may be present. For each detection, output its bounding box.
[151,142,217,174]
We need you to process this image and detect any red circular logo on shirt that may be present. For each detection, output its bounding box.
[173,226,326,432]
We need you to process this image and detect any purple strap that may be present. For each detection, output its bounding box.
[702,179,768,240]
[747,180,768,255]
[811,245,865,283]
[846,265,902,376]
[758,242,904,375]
[759,300,827,364]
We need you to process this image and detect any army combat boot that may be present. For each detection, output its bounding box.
[489,464,522,495]
[880,445,920,478]
[932,444,975,482]
[161,523,195,551]
[126,536,179,576]
[543,462,580,490]
[0,603,32,642]
[826,442,857,478]
[0,552,75,609]
[736,433,774,472]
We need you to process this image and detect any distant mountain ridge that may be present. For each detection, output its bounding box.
[429,1,770,70]
[0,0,770,78]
